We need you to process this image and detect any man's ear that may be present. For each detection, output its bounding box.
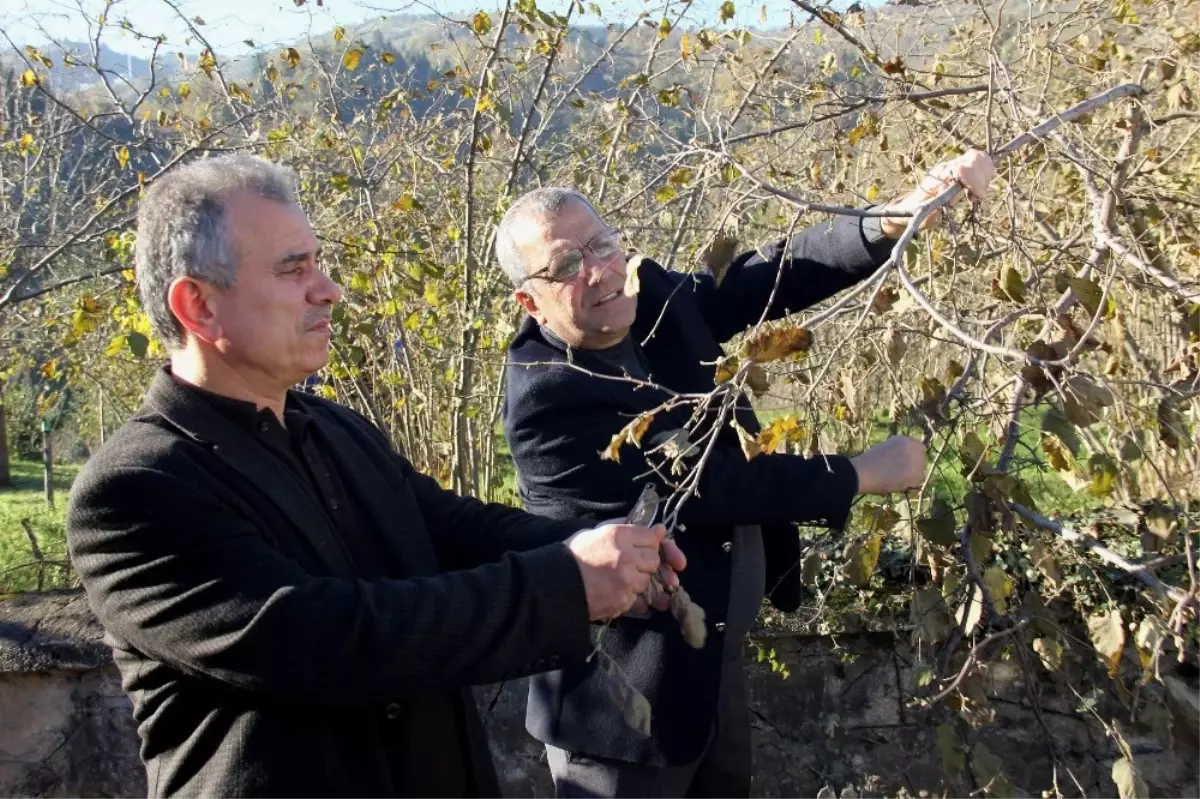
[167,276,222,344]
[513,287,547,324]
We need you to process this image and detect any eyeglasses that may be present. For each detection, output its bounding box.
[524,228,624,284]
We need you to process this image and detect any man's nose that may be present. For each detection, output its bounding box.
[313,269,342,304]
[582,255,620,286]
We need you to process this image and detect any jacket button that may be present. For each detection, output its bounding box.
[721,541,733,553]
[715,622,726,633]
[384,702,402,720]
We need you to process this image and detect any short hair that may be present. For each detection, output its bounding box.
[134,153,299,347]
[495,187,600,287]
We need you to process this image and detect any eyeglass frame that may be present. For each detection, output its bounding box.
[521,227,625,286]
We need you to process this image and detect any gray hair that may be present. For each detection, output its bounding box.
[135,152,299,347]
[495,187,600,287]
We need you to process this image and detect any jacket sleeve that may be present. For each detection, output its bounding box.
[511,378,859,534]
[397,457,591,572]
[67,461,592,708]
[693,211,895,344]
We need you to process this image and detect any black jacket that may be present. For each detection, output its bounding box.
[502,212,894,767]
[67,369,592,797]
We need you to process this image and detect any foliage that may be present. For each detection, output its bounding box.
[1,0,1197,794]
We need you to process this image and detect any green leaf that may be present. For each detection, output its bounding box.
[982,566,1013,614]
[1069,277,1104,317]
[126,331,149,358]
[861,503,901,533]
[911,588,951,644]
[842,535,881,586]
[719,0,736,23]
[654,185,678,203]
[1041,408,1081,456]
[970,532,993,566]
[472,11,492,35]
[971,742,1013,798]
[1086,453,1119,498]
[917,499,957,548]
[936,723,965,772]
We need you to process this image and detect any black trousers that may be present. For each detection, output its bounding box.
[544,656,752,798]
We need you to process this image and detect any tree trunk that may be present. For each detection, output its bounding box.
[0,402,10,487]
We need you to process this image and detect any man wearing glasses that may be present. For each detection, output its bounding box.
[497,149,994,798]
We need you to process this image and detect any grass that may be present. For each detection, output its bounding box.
[0,458,79,593]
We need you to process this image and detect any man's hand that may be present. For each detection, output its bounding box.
[880,149,995,238]
[566,524,686,621]
[850,436,927,495]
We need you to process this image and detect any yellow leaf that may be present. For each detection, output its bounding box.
[20,69,40,87]
[380,51,395,64]
[842,535,882,586]
[198,50,216,76]
[333,25,346,42]
[264,64,279,83]
[472,11,492,35]
[739,323,813,363]
[865,184,880,202]
[17,132,34,155]
[757,415,802,454]
[343,49,363,71]
[681,33,692,59]
[283,47,302,68]
[982,566,1013,614]
[178,82,191,98]
[714,355,739,384]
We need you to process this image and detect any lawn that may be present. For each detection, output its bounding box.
[0,458,80,593]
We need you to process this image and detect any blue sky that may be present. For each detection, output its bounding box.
[3,0,873,58]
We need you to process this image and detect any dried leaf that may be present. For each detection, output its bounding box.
[959,431,988,477]
[801,549,822,587]
[739,323,813,363]
[732,419,761,461]
[670,587,707,649]
[1112,757,1149,799]
[342,48,362,70]
[842,535,882,586]
[745,364,770,397]
[883,323,905,367]
[1063,375,1114,427]
[1157,397,1187,451]
[600,412,657,462]
[1029,540,1063,589]
[1041,408,1082,456]
[283,47,302,68]
[1134,616,1166,680]
[624,255,644,298]
[472,10,492,34]
[714,354,738,384]
[1087,609,1125,676]
[957,584,984,634]
[599,655,652,735]
[969,532,993,566]
[1033,637,1064,672]
[917,499,957,548]
[1042,435,1074,472]
[861,503,900,533]
[1070,277,1104,317]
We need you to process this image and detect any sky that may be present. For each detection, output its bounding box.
[1,0,873,58]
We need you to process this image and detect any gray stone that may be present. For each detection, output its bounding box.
[2,591,1197,798]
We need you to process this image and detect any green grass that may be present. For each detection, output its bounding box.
[1,458,79,592]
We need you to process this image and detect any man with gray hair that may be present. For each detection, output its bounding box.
[66,152,684,798]
[499,151,995,796]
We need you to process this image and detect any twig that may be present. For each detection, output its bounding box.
[1007,503,1193,607]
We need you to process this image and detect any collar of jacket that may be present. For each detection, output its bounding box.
[136,366,358,577]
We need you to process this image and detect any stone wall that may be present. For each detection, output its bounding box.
[1,591,1196,798]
